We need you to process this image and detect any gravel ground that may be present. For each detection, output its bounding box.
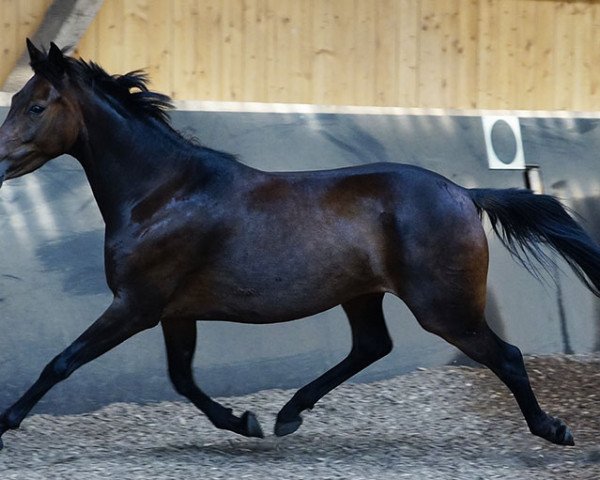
[0,354,598,479]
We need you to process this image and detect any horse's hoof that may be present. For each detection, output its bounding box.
[274,415,303,437]
[556,424,575,446]
[531,415,575,446]
[241,411,264,438]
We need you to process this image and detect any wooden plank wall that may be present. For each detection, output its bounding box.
[3,1,600,110]
[0,0,52,87]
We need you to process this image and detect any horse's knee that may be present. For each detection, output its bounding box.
[43,354,74,382]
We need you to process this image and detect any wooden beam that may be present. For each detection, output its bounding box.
[2,0,104,91]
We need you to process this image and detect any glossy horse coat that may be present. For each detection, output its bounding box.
[1,41,599,449]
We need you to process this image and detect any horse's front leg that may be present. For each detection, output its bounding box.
[0,297,160,449]
[161,318,264,438]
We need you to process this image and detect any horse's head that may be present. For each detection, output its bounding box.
[0,40,82,186]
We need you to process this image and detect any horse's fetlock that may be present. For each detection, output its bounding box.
[292,394,313,413]
[0,411,21,431]
[207,404,236,428]
[211,413,237,431]
[172,379,193,397]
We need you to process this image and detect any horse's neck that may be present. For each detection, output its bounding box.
[72,107,210,228]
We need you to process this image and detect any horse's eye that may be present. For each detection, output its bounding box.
[29,104,45,115]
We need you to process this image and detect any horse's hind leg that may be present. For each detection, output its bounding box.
[275,293,392,436]
[407,299,574,446]
[160,318,264,438]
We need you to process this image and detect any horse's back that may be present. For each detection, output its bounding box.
[241,162,489,316]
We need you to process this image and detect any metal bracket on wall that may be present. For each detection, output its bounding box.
[524,165,544,194]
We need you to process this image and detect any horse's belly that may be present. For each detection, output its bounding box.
[159,195,393,322]
[161,251,386,323]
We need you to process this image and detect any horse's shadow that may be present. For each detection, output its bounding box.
[139,430,587,469]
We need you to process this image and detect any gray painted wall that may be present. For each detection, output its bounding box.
[0,108,598,414]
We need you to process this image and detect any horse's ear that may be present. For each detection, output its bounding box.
[26,38,45,66]
[48,42,67,73]
[27,40,68,87]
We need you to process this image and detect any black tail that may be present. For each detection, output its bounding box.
[469,188,600,297]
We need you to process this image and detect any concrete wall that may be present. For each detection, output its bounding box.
[0,106,598,414]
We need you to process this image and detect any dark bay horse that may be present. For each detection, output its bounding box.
[1,40,599,450]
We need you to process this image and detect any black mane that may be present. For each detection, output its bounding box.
[31,51,174,124]
[29,45,237,162]
[73,60,174,123]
